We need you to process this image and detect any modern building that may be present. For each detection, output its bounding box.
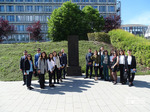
[121,24,148,37]
[0,0,121,43]
[145,25,150,39]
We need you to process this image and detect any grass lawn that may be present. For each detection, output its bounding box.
[0,40,149,81]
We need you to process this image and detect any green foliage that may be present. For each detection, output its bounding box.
[0,41,109,81]
[109,29,150,67]
[82,6,104,32]
[48,2,104,41]
[87,32,110,43]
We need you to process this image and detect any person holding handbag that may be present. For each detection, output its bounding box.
[38,52,48,89]
[53,51,61,84]
[24,54,35,90]
[111,51,119,85]
[125,49,136,87]
[47,53,55,87]
[91,50,100,81]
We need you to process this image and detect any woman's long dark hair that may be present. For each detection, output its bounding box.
[40,52,47,60]
[27,54,33,62]
[48,53,54,61]
[119,49,125,55]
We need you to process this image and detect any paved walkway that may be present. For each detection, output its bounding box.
[0,75,150,112]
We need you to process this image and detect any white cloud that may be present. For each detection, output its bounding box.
[124,12,150,25]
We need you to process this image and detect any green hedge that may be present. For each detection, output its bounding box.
[87,32,110,43]
[109,29,150,67]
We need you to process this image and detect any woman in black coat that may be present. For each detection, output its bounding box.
[24,54,35,90]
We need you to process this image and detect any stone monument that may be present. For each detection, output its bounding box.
[67,35,82,76]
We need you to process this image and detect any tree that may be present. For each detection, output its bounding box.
[47,2,105,41]
[48,1,84,41]
[0,18,15,42]
[103,15,121,33]
[82,6,104,33]
[26,21,42,41]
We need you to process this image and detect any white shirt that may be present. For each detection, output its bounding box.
[128,56,132,65]
[110,55,114,62]
[47,59,55,72]
[119,55,125,64]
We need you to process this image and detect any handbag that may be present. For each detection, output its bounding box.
[131,69,137,73]
[34,70,38,77]
[123,71,128,79]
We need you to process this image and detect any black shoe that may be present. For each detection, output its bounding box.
[131,83,134,86]
[84,77,88,79]
[38,80,40,83]
[57,82,60,84]
[54,82,56,84]
[113,82,117,85]
[28,86,34,90]
[23,83,26,86]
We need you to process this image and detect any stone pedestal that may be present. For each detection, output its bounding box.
[67,35,82,76]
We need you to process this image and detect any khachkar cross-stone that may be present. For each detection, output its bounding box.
[67,35,82,76]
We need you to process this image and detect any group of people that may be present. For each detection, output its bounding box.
[20,48,67,90]
[85,46,136,87]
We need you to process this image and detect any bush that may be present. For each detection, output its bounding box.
[87,32,110,43]
[109,29,150,67]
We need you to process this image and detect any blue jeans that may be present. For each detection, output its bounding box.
[103,64,109,80]
[26,72,33,87]
[86,64,93,78]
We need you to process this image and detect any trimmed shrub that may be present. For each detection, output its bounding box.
[87,32,110,43]
[109,29,150,67]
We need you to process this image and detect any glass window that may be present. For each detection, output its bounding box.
[35,0,42,2]
[35,6,43,12]
[6,6,14,12]
[54,0,62,2]
[0,6,4,12]
[99,6,106,12]
[25,15,33,21]
[99,0,106,2]
[53,6,60,10]
[90,0,97,2]
[0,15,5,19]
[6,0,14,1]
[0,0,4,2]
[16,6,24,12]
[45,6,52,12]
[92,6,98,10]
[35,15,43,21]
[16,0,23,2]
[72,0,80,2]
[81,6,85,10]
[25,0,33,2]
[108,6,115,12]
[63,0,69,1]
[25,6,33,12]
[16,15,25,22]
[81,0,89,2]
[45,0,52,2]
[7,15,15,22]
[17,25,24,31]
[108,0,115,2]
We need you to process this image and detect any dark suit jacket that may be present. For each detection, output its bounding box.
[59,56,65,66]
[20,56,26,70]
[24,59,35,72]
[125,55,136,70]
[62,53,67,65]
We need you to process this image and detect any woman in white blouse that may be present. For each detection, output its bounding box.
[109,49,114,82]
[119,50,126,84]
[47,53,55,87]
[53,51,61,84]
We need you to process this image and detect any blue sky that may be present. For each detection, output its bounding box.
[120,0,150,25]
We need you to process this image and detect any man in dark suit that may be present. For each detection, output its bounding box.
[85,48,93,79]
[98,46,104,79]
[125,49,136,87]
[20,50,28,86]
[61,49,67,79]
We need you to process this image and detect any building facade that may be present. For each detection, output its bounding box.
[0,0,121,43]
[145,25,150,39]
[121,24,148,37]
